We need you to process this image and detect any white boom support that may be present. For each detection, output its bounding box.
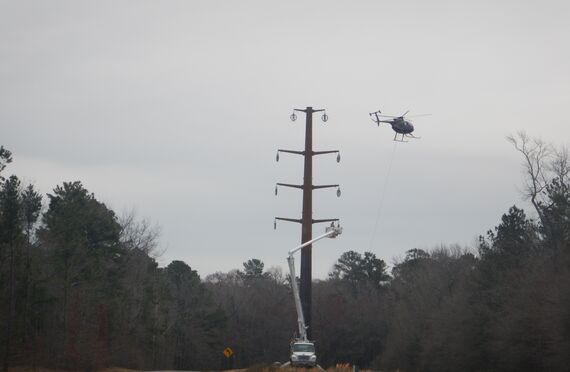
[287,224,342,341]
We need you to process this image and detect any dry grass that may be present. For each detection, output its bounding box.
[9,368,63,372]
[241,365,379,372]
[10,365,380,372]
[8,367,139,372]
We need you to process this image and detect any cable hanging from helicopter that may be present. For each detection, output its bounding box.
[366,108,430,248]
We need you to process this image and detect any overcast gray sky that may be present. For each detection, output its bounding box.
[2,0,570,278]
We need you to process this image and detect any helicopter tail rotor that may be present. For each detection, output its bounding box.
[369,111,382,126]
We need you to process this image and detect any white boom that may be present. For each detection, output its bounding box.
[287,224,342,341]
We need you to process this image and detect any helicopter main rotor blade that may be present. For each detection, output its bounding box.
[401,110,410,117]
[406,113,432,118]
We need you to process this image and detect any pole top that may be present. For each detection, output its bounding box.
[294,107,325,113]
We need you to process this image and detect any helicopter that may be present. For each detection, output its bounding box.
[369,110,425,142]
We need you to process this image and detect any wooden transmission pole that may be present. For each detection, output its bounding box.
[275,106,341,340]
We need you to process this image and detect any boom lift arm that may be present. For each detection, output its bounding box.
[287,223,343,341]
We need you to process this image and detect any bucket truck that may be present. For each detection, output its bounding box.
[287,223,342,367]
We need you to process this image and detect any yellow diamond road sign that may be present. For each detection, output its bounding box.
[223,347,233,358]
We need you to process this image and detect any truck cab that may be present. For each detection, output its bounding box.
[290,340,317,367]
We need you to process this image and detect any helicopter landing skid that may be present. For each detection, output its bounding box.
[394,133,421,142]
[394,133,408,142]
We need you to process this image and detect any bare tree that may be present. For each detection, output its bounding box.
[508,133,570,240]
[119,209,162,257]
[507,132,552,225]
[550,145,570,189]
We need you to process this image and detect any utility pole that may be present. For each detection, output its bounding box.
[275,106,341,340]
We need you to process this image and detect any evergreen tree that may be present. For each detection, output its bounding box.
[37,181,124,369]
[330,250,389,288]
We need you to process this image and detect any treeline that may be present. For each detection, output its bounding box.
[0,147,225,371]
[1,133,570,371]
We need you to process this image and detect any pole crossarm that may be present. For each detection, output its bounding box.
[277,182,303,189]
[313,150,339,156]
[312,184,339,190]
[278,149,305,156]
[275,217,302,224]
[276,217,338,225]
[312,218,339,224]
[294,108,325,113]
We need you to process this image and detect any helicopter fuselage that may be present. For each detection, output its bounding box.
[379,118,414,134]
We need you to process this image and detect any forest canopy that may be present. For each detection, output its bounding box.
[1,136,570,371]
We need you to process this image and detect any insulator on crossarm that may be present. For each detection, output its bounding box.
[276,151,280,162]
[274,219,277,230]
[337,187,341,197]
[275,185,278,196]
[336,152,341,163]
